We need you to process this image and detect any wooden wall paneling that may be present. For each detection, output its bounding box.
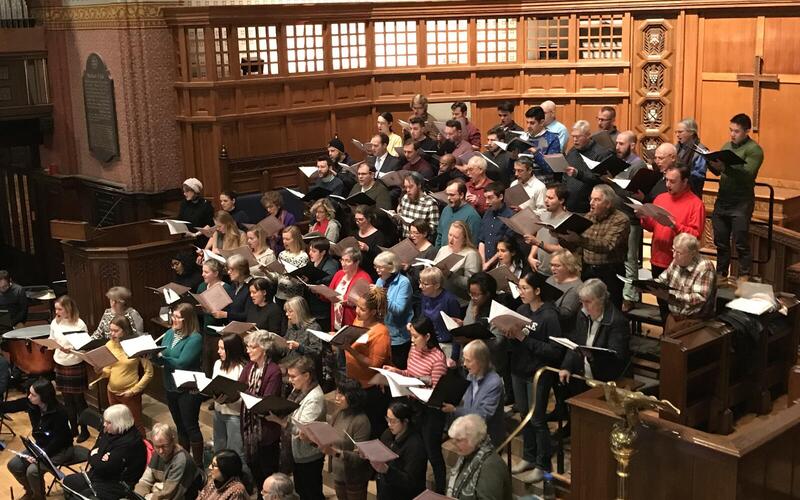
[239,84,283,114]
[190,89,212,117]
[701,17,757,74]
[220,123,239,160]
[216,88,236,115]
[374,75,419,103]
[332,77,372,106]
[191,125,219,194]
[753,83,800,182]
[426,71,471,100]
[241,117,286,157]
[523,68,572,96]
[288,80,329,109]
[289,113,332,151]
[763,17,800,75]
[475,101,503,136]
[180,124,197,179]
[475,70,518,97]
[330,108,371,159]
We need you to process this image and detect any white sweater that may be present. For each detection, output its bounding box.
[49,318,88,366]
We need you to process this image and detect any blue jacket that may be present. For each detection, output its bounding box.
[155,329,203,392]
[455,370,505,446]
[376,273,413,346]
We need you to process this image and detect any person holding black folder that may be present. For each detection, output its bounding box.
[212,334,248,460]
[4,378,77,500]
[154,302,205,467]
[240,331,283,490]
[502,273,564,484]
[311,156,346,198]
[350,163,392,210]
[382,317,448,493]
[709,113,764,283]
[305,238,340,336]
[214,254,255,324]
[563,120,613,214]
[261,191,297,256]
[354,205,393,282]
[47,295,91,443]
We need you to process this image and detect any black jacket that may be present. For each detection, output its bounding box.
[178,198,214,230]
[246,301,283,333]
[510,302,565,377]
[561,302,631,382]
[564,139,613,214]
[88,426,147,487]
[227,277,254,322]
[0,398,72,457]
[377,428,427,500]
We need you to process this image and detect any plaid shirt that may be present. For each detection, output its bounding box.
[580,208,630,265]
[398,193,440,238]
[656,256,716,317]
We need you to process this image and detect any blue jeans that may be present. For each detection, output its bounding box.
[511,372,554,470]
[213,411,244,458]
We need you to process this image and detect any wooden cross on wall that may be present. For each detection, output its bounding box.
[736,55,779,132]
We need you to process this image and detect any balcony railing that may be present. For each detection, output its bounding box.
[0,0,34,28]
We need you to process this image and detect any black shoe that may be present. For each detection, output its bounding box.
[76,426,90,443]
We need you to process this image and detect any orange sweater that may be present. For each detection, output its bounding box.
[345,322,392,388]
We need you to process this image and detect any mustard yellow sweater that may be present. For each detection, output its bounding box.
[103,339,153,394]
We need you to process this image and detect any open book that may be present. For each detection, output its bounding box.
[239,392,300,416]
[550,336,616,355]
[120,335,165,357]
[369,367,425,398]
[308,325,369,347]
[726,281,776,315]
[488,300,531,333]
[207,321,257,335]
[150,219,193,235]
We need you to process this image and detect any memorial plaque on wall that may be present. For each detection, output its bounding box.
[83,53,120,163]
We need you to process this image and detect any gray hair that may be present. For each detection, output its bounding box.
[678,117,699,137]
[264,472,299,500]
[419,266,444,288]
[341,246,362,265]
[591,184,618,205]
[245,330,276,353]
[572,120,591,136]
[673,232,700,255]
[151,422,177,443]
[467,155,487,172]
[103,404,135,435]
[284,296,314,327]
[448,414,488,448]
[374,251,400,274]
[226,254,250,278]
[577,278,609,304]
[463,339,492,373]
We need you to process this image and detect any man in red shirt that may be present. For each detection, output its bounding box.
[636,165,705,320]
[465,156,491,215]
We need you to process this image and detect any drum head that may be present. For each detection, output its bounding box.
[2,324,51,339]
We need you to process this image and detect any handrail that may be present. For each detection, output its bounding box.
[495,366,586,461]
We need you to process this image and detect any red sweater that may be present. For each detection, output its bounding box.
[641,189,706,268]
[328,269,373,330]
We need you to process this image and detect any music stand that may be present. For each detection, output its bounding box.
[20,436,97,499]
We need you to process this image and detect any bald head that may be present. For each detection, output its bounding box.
[615,130,637,159]
[654,143,677,173]
[541,100,557,125]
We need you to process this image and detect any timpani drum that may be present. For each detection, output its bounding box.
[2,325,55,375]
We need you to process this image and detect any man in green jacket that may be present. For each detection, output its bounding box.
[709,113,764,282]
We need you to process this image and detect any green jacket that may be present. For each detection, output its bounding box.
[718,136,764,203]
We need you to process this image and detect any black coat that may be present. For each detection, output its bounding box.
[377,428,427,500]
[177,198,214,230]
[510,302,565,377]
[561,301,631,382]
[227,278,254,322]
[0,398,73,457]
[564,139,613,214]
[88,426,147,487]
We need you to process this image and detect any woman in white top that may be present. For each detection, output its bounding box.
[212,333,248,460]
[434,220,482,305]
[48,295,90,442]
[278,226,310,269]
[267,356,326,500]
[246,226,276,270]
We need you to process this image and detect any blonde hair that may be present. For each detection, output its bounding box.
[374,251,400,274]
[449,220,476,249]
[55,295,80,323]
[551,249,581,276]
[284,296,314,327]
[214,211,242,250]
[310,198,336,220]
[106,286,132,306]
[419,267,444,288]
[246,226,268,254]
[282,226,305,253]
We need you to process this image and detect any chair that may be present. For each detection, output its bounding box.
[0,365,15,437]
[45,445,90,494]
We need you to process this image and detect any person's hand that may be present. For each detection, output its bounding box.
[465,193,477,204]
[371,461,389,474]
[215,394,230,405]
[382,365,400,373]
[524,234,540,246]
[646,285,671,301]
[529,258,541,271]
[556,230,581,246]
[90,448,99,456]
[452,318,464,327]
[117,390,135,398]
[401,262,409,271]
[565,166,577,177]
[631,190,645,202]
[559,369,572,384]
[286,340,300,351]
[441,403,456,413]
[211,311,227,319]
[25,455,36,464]
[708,159,725,174]
[358,241,369,252]
[58,346,72,354]
[482,261,493,271]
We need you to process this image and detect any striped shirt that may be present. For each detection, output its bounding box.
[399,346,448,387]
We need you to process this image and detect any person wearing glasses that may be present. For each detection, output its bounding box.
[197,449,252,500]
[134,423,203,500]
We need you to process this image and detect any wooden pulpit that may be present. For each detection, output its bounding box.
[568,387,800,500]
[52,220,193,407]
